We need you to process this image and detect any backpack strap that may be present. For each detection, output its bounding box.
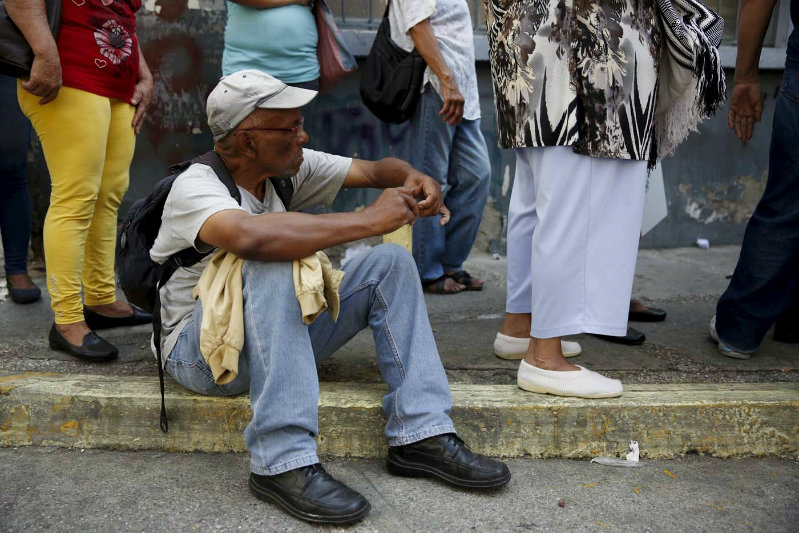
[154,150,242,433]
[194,150,242,205]
[269,177,294,210]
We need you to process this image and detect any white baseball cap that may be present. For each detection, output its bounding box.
[206,69,317,141]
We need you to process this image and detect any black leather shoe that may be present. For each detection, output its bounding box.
[6,277,41,304]
[773,324,799,343]
[629,306,667,322]
[387,433,511,489]
[48,323,118,362]
[249,464,370,525]
[774,313,798,344]
[84,304,152,330]
[591,327,646,346]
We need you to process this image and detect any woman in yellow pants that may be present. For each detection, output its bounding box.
[8,0,153,361]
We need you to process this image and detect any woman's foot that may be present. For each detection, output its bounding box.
[6,273,41,304]
[85,300,135,318]
[496,313,581,359]
[517,336,622,398]
[628,298,667,322]
[494,333,581,359]
[49,321,118,362]
[84,301,152,330]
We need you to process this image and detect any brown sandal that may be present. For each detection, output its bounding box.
[423,275,465,294]
[446,270,484,291]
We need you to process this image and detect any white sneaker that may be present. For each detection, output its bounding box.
[493,332,581,359]
[517,360,623,398]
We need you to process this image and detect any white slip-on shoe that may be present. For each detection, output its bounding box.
[517,360,623,398]
[493,332,581,359]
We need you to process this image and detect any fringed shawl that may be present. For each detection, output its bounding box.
[654,0,727,163]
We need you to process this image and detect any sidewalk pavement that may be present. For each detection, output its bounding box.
[2,245,795,382]
[1,246,797,458]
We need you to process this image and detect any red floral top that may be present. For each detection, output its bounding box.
[57,0,142,103]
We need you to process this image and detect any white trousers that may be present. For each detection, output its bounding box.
[506,146,647,338]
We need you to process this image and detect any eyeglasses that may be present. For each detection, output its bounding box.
[235,118,305,138]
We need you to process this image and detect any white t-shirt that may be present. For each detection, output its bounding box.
[388,0,480,120]
[149,148,352,362]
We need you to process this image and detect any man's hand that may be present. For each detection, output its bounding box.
[728,81,763,143]
[439,77,464,126]
[402,172,450,225]
[408,19,463,126]
[131,49,153,134]
[22,45,61,105]
[362,187,420,234]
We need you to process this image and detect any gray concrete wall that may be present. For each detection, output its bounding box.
[27,3,784,252]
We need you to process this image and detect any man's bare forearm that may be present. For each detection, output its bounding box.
[409,19,454,84]
[347,157,425,190]
[220,210,377,262]
[734,0,779,83]
[4,0,58,55]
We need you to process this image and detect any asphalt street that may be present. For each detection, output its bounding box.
[1,447,797,532]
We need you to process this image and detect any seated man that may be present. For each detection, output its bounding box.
[149,70,510,525]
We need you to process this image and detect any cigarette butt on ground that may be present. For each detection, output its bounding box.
[383,224,413,253]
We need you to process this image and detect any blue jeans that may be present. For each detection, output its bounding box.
[408,85,491,282]
[0,75,33,275]
[716,67,799,351]
[166,244,455,475]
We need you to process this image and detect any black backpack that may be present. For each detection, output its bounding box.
[116,150,294,432]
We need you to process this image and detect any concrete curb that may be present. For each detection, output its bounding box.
[2,373,798,458]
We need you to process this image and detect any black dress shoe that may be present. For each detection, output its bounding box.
[84,304,152,330]
[387,433,511,489]
[773,313,798,343]
[591,327,646,346]
[629,306,667,322]
[773,325,799,343]
[48,323,118,362]
[7,277,41,304]
[249,464,370,525]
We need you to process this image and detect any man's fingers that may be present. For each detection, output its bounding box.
[394,186,417,196]
[439,101,454,122]
[438,205,451,226]
[399,191,421,219]
[754,102,763,122]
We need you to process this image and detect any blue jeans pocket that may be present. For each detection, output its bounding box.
[781,70,799,103]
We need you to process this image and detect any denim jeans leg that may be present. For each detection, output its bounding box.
[408,86,455,283]
[0,75,33,275]
[168,260,321,476]
[441,118,491,272]
[166,299,251,397]
[240,260,322,474]
[308,244,456,445]
[716,67,799,351]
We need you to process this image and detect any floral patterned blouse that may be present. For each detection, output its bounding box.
[57,0,142,103]
[484,0,662,162]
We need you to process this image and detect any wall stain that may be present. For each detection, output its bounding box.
[679,170,768,225]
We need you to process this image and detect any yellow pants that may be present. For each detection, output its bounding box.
[18,85,135,324]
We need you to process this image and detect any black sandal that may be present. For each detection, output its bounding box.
[446,270,484,291]
[422,275,465,294]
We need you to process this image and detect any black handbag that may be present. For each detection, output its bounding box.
[359,1,426,124]
[0,0,61,78]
